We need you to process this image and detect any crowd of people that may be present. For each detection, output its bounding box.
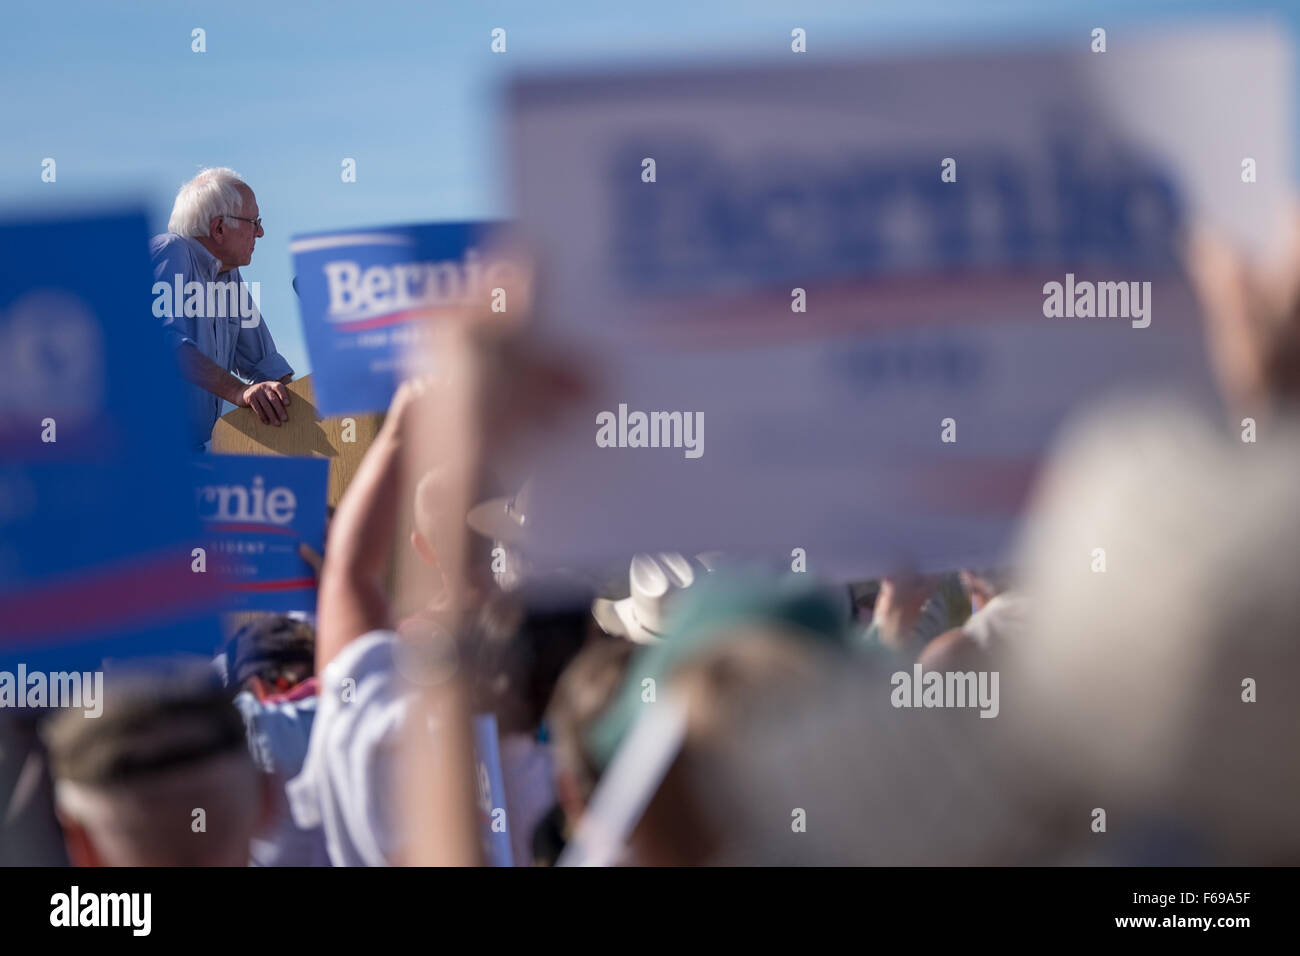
[2,175,1299,868]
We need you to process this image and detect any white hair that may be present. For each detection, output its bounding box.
[1013,397,1300,861]
[167,167,249,238]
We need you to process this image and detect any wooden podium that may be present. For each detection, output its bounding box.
[209,374,384,509]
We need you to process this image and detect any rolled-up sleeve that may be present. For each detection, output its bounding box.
[234,318,294,382]
[231,276,294,383]
[150,239,197,351]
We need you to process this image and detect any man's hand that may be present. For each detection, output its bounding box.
[958,569,998,613]
[1187,215,1300,413]
[872,572,933,651]
[298,542,323,576]
[240,380,290,426]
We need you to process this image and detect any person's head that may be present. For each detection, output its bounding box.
[545,635,636,826]
[628,627,830,866]
[569,573,855,864]
[223,614,316,698]
[44,666,271,866]
[586,573,854,772]
[465,577,598,737]
[1013,399,1300,862]
[168,167,263,270]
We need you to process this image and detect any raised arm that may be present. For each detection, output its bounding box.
[315,378,430,672]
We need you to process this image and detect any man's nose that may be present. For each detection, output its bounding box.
[255,222,264,238]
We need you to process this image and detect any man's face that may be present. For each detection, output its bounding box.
[211,185,263,269]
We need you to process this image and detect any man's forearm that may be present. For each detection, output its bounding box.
[316,424,405,671]
[175,343,244,404]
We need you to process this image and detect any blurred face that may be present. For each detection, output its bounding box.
[210,185,263,269]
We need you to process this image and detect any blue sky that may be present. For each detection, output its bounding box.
[2,0,1296,376]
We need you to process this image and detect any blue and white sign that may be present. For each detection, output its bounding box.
[193,454,328,613]
[0,211,222,671]
[508,26,1292,576]
[290,222,518,416]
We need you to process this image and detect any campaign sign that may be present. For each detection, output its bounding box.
[0,211,222,672]
[290,222,517,416]
[193,455,328,613]
[507,25,1292,576]
[472,713,514,867]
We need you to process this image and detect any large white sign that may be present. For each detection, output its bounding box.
[507,25,1292,576]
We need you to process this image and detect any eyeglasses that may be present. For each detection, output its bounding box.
[225,214,263,230]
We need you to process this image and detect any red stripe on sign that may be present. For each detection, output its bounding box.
[204,521,297,536]
[0,551,217,645]
[621,269,1197,351]
[235,577,317,593]
[332,307,435,332]
[898,457,1041,515]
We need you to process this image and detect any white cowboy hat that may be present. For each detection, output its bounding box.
[466,481,532,546]
[592,552,708,644]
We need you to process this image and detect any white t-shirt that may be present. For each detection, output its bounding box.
[287,631,412,866]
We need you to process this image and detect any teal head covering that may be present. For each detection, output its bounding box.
[585,572,854,769]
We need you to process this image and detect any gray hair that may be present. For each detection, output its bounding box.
[1012,397,1300,862]
[167,167,248,238]
[53,751,262,866]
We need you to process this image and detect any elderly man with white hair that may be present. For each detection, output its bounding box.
[151,167,294,449]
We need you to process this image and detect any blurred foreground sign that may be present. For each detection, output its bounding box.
[193,455,328,613]
[290,222,517,416]
[472,714,514,867]
[509,25,1292,576]
[0,211,221,670]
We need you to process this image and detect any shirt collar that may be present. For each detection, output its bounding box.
[180,234,231,281]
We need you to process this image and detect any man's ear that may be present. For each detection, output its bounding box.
[209,217,225,241]
[58,814,105,867]
[411,529,440,568]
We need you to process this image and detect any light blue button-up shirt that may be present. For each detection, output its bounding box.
[151,233,293,449]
